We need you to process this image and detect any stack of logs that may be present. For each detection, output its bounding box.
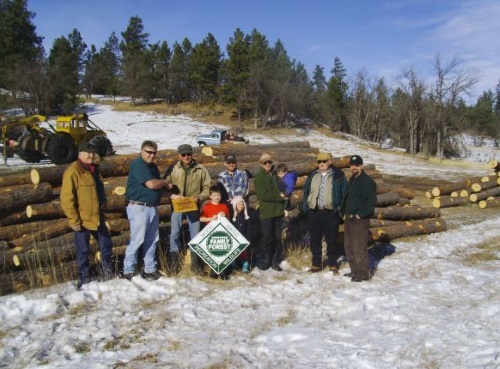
[426,160,500,209]
[0,141,446,295]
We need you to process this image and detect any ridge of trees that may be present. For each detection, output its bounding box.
[1,0,499,158]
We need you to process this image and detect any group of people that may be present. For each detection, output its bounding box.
[60,140,377,289]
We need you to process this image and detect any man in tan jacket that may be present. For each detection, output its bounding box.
[165,144,211,274]
[60,143,113,289]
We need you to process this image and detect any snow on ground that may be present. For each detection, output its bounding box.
[1,103,499,368]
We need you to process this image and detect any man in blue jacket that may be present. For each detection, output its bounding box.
[302,152,348,274]
[340,155,377,282]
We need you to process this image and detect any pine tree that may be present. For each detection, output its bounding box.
[0,0,43,88]
[120,16,149,105]
[190,33,222,104]
[326,57,349,132]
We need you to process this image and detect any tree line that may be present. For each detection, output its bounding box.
[1,0,499,158]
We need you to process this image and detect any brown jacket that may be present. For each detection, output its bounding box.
[60,160,102,230]
[167,160,211,202]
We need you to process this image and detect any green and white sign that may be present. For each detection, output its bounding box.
[188,217,249,274]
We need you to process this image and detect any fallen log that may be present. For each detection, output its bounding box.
[450,189,469,198]
[374,205,440,220]
[26,201,65,220]
[470,175,500,193]
[201,141,311,157]
[488,159,499,172]
[0,209,32,226]
[11,231,131,270]
[0,170,33,187]
[8,221,72,249]
[376,191,411,207]
[0,182,53,213]
[370,217,447,243]
[0,182,40,196]
[0,219,62,241]
[432,196,471,208]
[469,186,500,202]
[427,176,489,198]
[478,197,500,209]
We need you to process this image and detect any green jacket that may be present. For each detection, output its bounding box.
[60,160,103,231]
[254,167,285,220]
[340,170,377,219]
[167,160,211,202]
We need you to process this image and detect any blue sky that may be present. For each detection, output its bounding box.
[28,0,499,102]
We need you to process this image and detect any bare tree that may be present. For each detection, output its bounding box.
[395,68,426,155]
[429,54,480,158]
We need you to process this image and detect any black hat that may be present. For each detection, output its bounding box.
[349,155,363,166]
[79,142,96,153]
[225,153,237,163]
[178,144,193,155]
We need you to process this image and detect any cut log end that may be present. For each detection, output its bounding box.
[112,186,126,196]
[30,168,41,185]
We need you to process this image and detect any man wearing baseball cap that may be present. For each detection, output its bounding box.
[165,143,211,274]
[61,142,113,289]
[217,153,249,203]
[340,155,377,282]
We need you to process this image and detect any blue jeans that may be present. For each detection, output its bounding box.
[74,222,113,283]
[169,210,200,252]
[123,204,159,274]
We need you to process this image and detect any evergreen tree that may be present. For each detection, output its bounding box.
[47,33,83,112]
[120,16,149,105]
[190,33,222,104]
[82,45,99,97]
[99,32,121,99]
[0,0,43,88]
[326,57,349,131]
[156,41,171,103]
[221,28,251,120]
[169,39,192,103]
[311,65,328,123]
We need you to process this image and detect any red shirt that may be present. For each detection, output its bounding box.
[201,202,230,219]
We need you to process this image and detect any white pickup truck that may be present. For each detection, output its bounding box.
[195,129,249,146]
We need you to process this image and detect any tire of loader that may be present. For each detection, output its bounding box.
[89,135,114,158]
[46,133,77,164]
[16,149,44,163]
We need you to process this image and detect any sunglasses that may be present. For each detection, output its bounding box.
[181,153,192,157]
[144,150,157,156]
[262,160,273,165]
[317,160,328,164]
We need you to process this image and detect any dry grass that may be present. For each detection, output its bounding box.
[462,236,500,265]
[427,156,491,170]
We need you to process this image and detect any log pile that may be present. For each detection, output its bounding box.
[1,141,445,295]
[426,171,500,209]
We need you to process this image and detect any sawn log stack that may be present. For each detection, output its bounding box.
[0,141,446,295]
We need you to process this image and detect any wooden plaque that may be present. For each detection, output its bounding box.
[171,197,198,213]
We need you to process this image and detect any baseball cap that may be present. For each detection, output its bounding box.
[225,153,237,163]
[178,144,193,155]
[79,142,97,153]
[349,155,363,166]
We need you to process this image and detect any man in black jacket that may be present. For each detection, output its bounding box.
[340,155,377,282]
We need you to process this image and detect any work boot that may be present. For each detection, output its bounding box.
[168,252,181,275]
[142,270,162,281]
